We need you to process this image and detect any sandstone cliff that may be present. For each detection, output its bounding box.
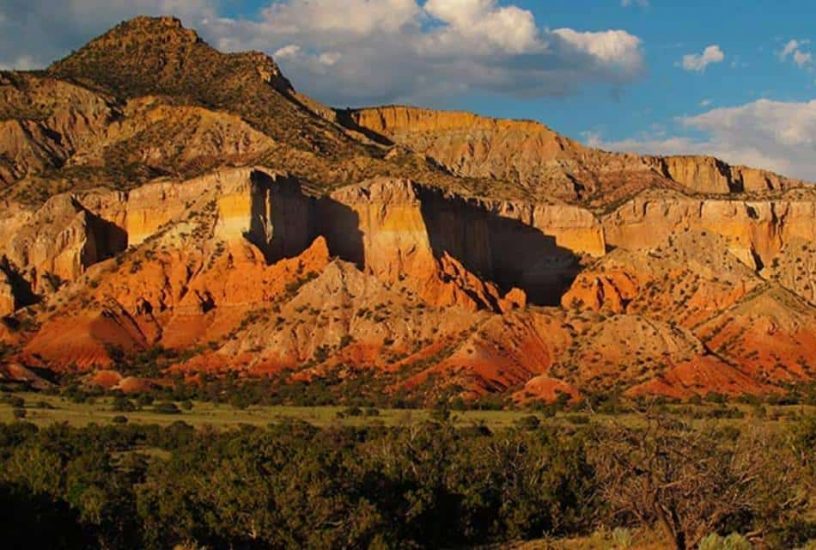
[4,16,816,404]
[345,105,804,206]
[602,191,816,270]
[647,155,799,194]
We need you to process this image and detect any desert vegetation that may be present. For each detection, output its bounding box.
[1,400,816,549]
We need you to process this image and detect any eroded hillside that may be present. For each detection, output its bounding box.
[2,16,816,404]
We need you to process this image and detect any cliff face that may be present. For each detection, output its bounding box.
[325,178,510,311]
[346,106,804,205]
[345,105,635,202]
[6,16,816,404]
[0,270,16,317]
[0,193,126,295]
[602,193,816,270]
[324,178,604,307]
[648,155,800,194]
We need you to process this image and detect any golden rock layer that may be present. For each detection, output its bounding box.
[3,17,816,403]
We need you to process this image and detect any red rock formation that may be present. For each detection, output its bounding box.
[6,16,816,404]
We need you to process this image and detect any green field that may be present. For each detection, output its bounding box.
[0,392,536,428]
[1,391,813,430]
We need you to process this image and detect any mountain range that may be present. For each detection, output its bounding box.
[2,16,816,405]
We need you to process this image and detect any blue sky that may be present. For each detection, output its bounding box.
[1,1,816,178]
[208,0,816,153]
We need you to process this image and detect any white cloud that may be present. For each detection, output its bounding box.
[780,39,812,68]
[260,0,420,36]
[589,99,816,180]
[423,0,539,54]
[552,28,643,72]
[207,0,644,104]
[274,45,301,59]
[0,0,646,106]
[681,45,725,72]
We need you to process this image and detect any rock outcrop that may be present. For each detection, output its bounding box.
[647,155,800,194]
[5,16,816,403]
[325,178,506,310]
[0,271,16,317]
[0,72,114,185]
[602,192,816,270]
[325,178,600,307]
[346,106,804,206]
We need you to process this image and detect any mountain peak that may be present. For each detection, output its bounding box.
[48,16,208,94]
[46,15,295,100]
[90,15,201,48]
[45,15,368,166]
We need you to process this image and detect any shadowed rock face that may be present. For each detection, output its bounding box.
[7,16,816,403]
[323,178,583,307]
[245,171,315,263]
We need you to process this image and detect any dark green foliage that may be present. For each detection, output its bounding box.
[516,414,542,431]
[111,396,136,412]
[2,395,25,408]
[152,402,181,415]
[0,411,814,548]
[0,419,597,549]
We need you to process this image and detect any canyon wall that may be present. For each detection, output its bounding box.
[647,156,799,194]
[344,105,604,200]
[324,178,601,306]
[2,164,814,321]
[346,106,804,201]
[603,195,816,270]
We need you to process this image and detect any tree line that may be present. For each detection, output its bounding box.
[1,414,816,549]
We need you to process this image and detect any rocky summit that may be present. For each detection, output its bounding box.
[3,16,816,404]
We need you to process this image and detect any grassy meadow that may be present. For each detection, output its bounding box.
[2,390,814,430]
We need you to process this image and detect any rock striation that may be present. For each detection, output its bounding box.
[345,105,805,205]
[4,16,816,403]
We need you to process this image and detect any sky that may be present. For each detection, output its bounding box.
[2,0,816,179]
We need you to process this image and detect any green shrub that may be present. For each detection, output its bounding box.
[515,415,541,431]
[343,406,363,417]
[153,402,181,415]
[112,396,136,412]
[698,533,752,550]
[566,414,590,425]
[2,395,25,408]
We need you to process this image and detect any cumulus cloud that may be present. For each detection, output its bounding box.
[589,99,816,180]
[681,45,725,72]
[0,0,645,105]
[207,0,644,104]
[780,39,812,68]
